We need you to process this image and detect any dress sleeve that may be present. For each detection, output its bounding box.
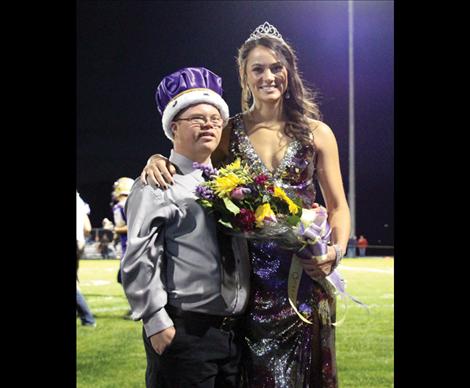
[121,181,175,337]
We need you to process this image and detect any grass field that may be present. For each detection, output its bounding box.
[77,258,394,387]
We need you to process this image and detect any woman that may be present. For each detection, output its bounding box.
[142,23,350,388]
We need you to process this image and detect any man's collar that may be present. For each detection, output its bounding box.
[169,150,213,175]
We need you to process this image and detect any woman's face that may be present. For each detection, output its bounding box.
[244,45,288,105]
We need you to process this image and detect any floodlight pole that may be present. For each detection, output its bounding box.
[348,0,356,238]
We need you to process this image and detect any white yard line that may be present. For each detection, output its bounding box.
[90,306,130,312]
[78,267,117,272]
[347,303,394,309]
[88,296,123,300]
[339,265,393,274]
[80,280,112,286]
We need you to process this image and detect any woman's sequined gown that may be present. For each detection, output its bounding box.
[229,114,338,388]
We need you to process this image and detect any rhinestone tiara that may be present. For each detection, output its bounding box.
[245,21,286,44]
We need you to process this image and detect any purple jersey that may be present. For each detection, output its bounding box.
[112,200,128,255]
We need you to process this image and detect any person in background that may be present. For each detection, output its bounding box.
[98,227,112,259]
[76,191,96,327]
[111,177,134,282]
[347,235,357,258]
[357,234,369,257]
[107,177,134,318]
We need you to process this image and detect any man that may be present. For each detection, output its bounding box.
[347,235,357,258]
[76,191,96,327]
[109,177,134,317]
[121,67,250,388]
[111,177,134,259]
[110,177,134,278]
[357,234,369,257]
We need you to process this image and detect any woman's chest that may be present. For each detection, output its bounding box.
[246,129,292,170]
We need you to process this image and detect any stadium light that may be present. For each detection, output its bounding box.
[348,0,356,238]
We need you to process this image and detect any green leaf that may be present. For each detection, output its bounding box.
[198,199,213,208]
[286,214,301,226]
[223,197,240,215]
[218,219,234,229]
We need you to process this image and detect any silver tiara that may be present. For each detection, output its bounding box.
[245,21,285,44]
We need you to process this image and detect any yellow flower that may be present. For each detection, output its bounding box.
[273,186,300,214]
[255,203,276,227]
[214,173,243,196]
[225,158,241,171]
[218,158,242,175]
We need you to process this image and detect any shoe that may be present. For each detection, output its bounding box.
[82,322,97,327]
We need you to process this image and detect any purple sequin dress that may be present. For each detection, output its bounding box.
[229,114,338,388]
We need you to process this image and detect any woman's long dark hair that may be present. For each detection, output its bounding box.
[237,36,322,147]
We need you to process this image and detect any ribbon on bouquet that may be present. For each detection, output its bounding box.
[288,260,368,327]
[287,207,368,326]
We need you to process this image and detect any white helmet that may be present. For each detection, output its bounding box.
[112,177,134,199]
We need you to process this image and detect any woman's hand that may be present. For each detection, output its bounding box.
[140,154,177,189]
[299,245,336,279]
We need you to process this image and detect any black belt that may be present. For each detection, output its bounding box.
[166,305,243,332]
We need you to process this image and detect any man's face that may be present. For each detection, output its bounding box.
[171,103,223,162]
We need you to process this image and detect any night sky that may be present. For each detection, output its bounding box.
[77,0,394,249]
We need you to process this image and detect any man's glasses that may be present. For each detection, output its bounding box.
[174,115,224,128]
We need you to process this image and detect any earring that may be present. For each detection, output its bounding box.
[285,90,290,99]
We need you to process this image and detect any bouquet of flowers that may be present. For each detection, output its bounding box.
[194,158,330,259]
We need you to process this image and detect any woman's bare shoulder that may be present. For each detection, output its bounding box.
[308,119,332,133]
[307,119,336,149]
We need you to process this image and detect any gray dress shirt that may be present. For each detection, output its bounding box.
[122,151,250,338]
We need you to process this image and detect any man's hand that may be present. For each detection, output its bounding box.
[140,154,177,189]
[149,326,176,355]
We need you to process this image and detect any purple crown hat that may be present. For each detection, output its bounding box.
[155,67,229,140]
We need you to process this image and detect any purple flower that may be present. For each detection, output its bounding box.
[195,185,215,200]
[298,303,312,315]
[230,187,251,200]
[193,162,218,179]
